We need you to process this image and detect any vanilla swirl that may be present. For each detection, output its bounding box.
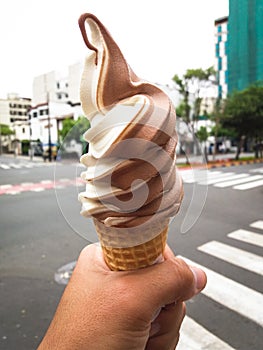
[78,13,183,229]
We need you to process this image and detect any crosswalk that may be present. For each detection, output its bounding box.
[177,220,263,349]
[180,167,263,191]
[0,161,54,170]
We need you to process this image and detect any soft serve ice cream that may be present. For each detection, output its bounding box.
[78,13,183,270]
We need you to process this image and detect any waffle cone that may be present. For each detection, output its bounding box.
[93,218,169,271]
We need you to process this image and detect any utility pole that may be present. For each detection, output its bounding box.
[47,92,52,162]
[0,123,2,156]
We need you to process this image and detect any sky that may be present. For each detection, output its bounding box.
[0,0,228,99]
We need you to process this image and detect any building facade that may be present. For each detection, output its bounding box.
[214,16,228,99]
[30,62,84,156]
[228,0,263,93]
[0,93,31,152]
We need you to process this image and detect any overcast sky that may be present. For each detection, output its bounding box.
[0,0,228,99]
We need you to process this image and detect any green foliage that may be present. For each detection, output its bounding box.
[222,84,263,138]
[59,116,90,143]
[172,67,216,124]
[210,125,236,138]
[196,126,209,142]
[176,101,189,119]
[0,124,14,135]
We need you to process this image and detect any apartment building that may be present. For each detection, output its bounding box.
[0,93,31,152]
[30,62,83,149]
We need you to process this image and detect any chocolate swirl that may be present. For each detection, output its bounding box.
[78,13,183,228]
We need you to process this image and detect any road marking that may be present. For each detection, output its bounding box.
[178,256,263,327]
[181,169,220,179]
[0,164,10,169]
[234,179,263,190]
[214,175,263,187]
[182,170,220,183]
[198,241,263,276]
[58,178,72,183]
[198,172,236,185]
[200,173,249,186]
[250,220,263,230]
[40,180,53,184]
[7,191,21,195]
[177,316,235,350]
[181,169,263,190]
[0,177,90,196]
[250,167,263,173]
[228,229,263,248]
[30,188,45,192]
[9,163,22,169]
[0,184,12,189]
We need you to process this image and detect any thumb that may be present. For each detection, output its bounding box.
[133,247,206,310]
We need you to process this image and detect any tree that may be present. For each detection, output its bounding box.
[59,116,90,144]
[0,124,14,155]
[196,126,209,162]
[222,84,263,159]
[0,124,14,136]
[173,67,216,125]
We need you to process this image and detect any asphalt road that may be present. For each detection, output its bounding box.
[0,157,263,349]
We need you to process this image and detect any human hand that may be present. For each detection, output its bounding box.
[38,243,206,350]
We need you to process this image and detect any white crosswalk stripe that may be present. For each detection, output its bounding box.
[177,316,235,350]
[198,241,263,275]
[9,163,22,168]
[179,255,263,327]
[0,164,10,169]
[175,222,263,348]
[228,229,263,247]
[180,169,263,190]
[250,167,263,173]
[234,178,263,190]
[198,172,236,185]
[0,162,54,170]
[250,220,263,230]
[214,174,263,187]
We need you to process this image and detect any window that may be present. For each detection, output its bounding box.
[218,57,222,71]
[22,127,25,133]
[215,43,220,57]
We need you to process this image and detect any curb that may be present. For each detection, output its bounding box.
[178,158,263,171]
[208,158,263,169]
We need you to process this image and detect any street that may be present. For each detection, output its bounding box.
[0,157,263,349]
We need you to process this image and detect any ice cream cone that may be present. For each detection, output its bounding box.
[93,218,169,271]
[78,14,184,271]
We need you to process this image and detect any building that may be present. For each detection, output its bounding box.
[214,16,228,99]
[30,62,84,157]
[228,0,263,93]
[0,93,31,153]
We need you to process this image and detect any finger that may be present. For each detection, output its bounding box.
[132,255,206,311]
[146,302,186,350]
[163,244,176,260]
[77,243,111,272]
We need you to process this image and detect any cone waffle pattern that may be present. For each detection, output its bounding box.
[94,222,168,271]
